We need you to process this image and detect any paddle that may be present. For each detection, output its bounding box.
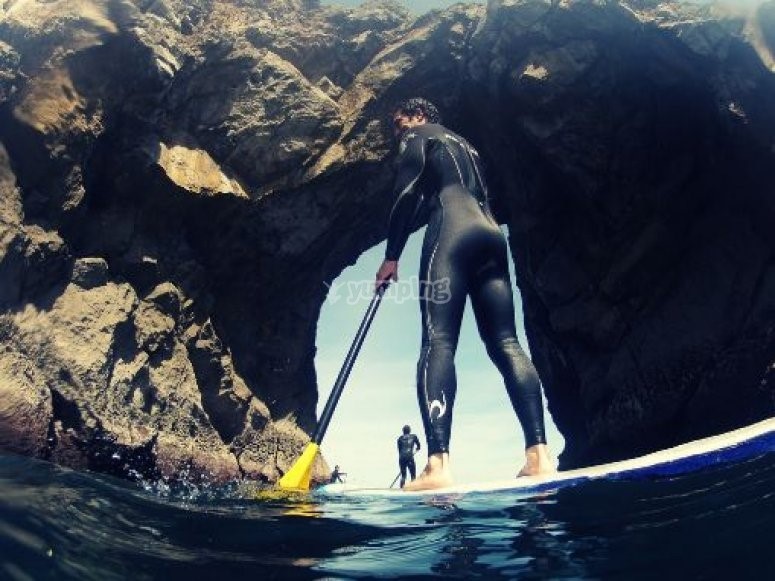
[278,281,390,490]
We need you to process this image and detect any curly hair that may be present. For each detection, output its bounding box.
[391,97,442,124]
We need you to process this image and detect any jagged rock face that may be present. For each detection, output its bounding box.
[246,0,410,90]
[0,0,773,481]
[0,0,378,483]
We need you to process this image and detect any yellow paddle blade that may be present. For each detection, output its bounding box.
[278,442,319,490]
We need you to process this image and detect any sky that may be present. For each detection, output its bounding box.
[315,226,565,488]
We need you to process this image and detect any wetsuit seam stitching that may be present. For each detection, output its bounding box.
[387,136,427,231]
[468,146,489,207]
[422,194,444,442]
[443,139,466,187]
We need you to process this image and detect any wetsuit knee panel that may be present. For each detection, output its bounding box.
[484,335,522,360]
[421,333,459,350]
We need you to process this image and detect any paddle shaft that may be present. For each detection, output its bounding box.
[313,282,389,445]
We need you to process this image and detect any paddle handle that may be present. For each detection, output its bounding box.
[313,281,389,444]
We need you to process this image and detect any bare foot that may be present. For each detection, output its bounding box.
[518,444,557,477]
[403,453,453,491]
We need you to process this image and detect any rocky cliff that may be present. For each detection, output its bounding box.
[0,0,773,481]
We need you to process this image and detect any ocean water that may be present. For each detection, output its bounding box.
[1,453,773,580]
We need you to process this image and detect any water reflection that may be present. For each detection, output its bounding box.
[320,453,775,578]
[2,453,774,579]
[418,500,486,576]
[506,498,594,578]
[522,454,775,578]
[412,495,594,578]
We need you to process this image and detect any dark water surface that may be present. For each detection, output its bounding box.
[1,453,774,580]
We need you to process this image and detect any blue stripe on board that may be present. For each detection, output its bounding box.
[516,431,775,495]
[606,430,775,479]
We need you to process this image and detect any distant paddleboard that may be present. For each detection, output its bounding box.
[316,418,775,497]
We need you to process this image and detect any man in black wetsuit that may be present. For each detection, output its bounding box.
[397,425,421,488]
[375,98,556,491]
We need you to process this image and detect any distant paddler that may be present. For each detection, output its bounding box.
[396,425,421,488]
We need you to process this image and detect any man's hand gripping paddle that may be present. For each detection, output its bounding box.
[278,281,390,490]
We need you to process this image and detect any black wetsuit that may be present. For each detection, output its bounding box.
[397,432,421,486]
[385,123,547,455]
[329,468,345,484]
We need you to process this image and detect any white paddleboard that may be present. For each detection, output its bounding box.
[316,417,775,497]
